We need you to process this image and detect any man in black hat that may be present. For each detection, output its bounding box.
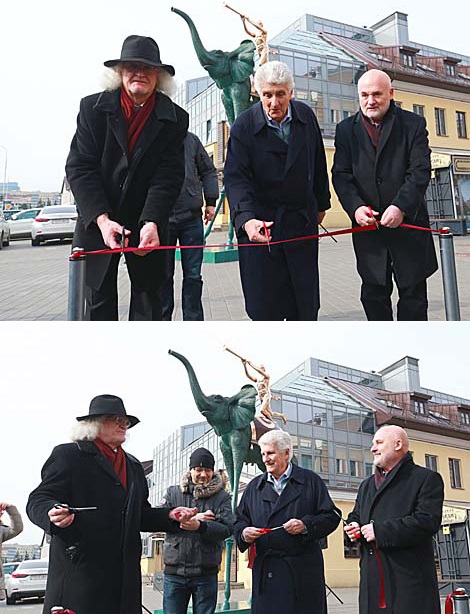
[27,394,198,614]
[66,35,189,320]
[160,447,234,614]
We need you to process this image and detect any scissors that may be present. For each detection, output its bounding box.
[119,225,126,250]
[258,525,284,534]
[54,504,98,514]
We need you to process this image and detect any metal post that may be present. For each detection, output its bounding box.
[67,248,86,321]
[223,535,233,610]
[204,186,226,241]
[453,588,470,614]
[439,227,461,321]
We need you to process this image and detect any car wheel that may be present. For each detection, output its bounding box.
[0,232,3,249]
[31,237,41,246]
[4,232,10,246]
[6,594,16,605]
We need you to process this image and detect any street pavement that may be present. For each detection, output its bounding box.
[1,230,469,321]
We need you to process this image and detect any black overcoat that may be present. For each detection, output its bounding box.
[66,88,188,290]
[26,441,178,614]
[347,454,444,614]
[224,100,331,320]
[332,103,438,287]
[234,464,340,614]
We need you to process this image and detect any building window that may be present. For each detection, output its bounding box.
[206,119,212,143]
[296,90,308,101]
[460,410,470,425]
[330,109,341,124]
[401,51,415,68]
[425,454,438,472]
[413,400,427,415]
[435,108,447,136]
[456,112,468,139]
[449,458,462,488]
[413,104,425,117]
[445,63,456,77]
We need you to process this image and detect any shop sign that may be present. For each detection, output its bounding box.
[454,157,470,173]
[442,505,468,525]
[431,153,452,169]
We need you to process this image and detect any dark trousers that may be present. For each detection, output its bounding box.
[161,216,204,321]
[163,573,218,614]
[361,259,428,321]
[85,253,162,321]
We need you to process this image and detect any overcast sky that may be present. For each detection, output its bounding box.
[0,0,468,192]
[2,321,469,544]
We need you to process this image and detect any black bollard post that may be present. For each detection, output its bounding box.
[67,248,86,321]
[439,228,461,321]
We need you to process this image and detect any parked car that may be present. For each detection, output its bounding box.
[8,208,41,240]
[0,210,11,248]
[31,205,78,246]
[5,559,48,604]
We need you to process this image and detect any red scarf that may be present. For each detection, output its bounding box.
[361,113,382,149]
[95,438,127,488]
[120,88,155,155]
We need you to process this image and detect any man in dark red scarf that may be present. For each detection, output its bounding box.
[344,425,444,614]
[66,35,188,320]
[27,394,198,614]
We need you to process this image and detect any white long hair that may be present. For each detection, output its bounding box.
[101,67,176,98]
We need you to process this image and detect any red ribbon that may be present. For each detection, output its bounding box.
[373,544,387,609]
[70,222,446,259]
[248,543,256,569]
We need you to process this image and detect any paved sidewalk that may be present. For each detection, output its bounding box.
[1,230,469,320]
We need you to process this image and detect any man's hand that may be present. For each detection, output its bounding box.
[243,219,274,243]
[180,517,201,531]
[96,213,130,249]
[241,526,265,543]
[283,518,306,535]
[136,221,160,256]
[204,206,216,223]
[195,510,215,522]
[169,506,198,523]
[360,522,376,542]
[380,205,404,228]
[318,211,326,225]
[354,206,379,227]
[344,522,361,541]
[0,502,10,514]
[48,505,75,529]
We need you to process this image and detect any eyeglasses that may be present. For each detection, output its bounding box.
[108,416,131,428]
[121,62,158,74]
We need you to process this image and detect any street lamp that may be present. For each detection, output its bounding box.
[0,145,7,205]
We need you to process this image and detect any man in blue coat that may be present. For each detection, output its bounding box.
[234,430,340,614]
[224,61,331,320]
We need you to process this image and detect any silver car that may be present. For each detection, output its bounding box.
[5,559,48,604]
[31,205,77,246]
[0,209,11,248]
[8,208,41,240]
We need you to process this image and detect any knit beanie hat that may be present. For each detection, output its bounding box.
[189,447,215,470]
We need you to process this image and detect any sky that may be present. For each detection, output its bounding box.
[0,0,469,192]
[2,321,470,544]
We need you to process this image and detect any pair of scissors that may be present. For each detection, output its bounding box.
[258,525,284,534]
[260,220,271,254]
[54,504,98,514]
[367,206,380,229]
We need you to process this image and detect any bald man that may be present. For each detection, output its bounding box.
[344,425,444,614]
[332,69,438,321]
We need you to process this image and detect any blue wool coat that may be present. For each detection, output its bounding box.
[224,100,331,320]
[234,464,340,614]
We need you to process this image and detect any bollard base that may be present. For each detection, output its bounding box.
[155,602,250,613]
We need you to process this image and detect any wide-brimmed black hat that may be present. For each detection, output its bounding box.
[104,35,175,76]
[76,394,140,428]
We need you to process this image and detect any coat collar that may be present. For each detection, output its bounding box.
[366,452,414,515]
[93,88,178,123]
[353,100,397,162]
[258,463,306,521]
[76,439,139,486]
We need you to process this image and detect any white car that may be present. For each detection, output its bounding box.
[5,559,48,604]
[0,209,10,248]
[31,205,77,246]
[8,208,41,240]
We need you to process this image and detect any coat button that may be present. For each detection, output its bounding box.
[368,549,374,555]
[267,572,273,578]
[376,177,383,184]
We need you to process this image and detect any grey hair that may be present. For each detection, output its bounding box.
[70,417,105,442]
[101,66,176,98]
[254,61,294,95]
[258,430,293,461]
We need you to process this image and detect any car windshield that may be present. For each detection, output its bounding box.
[40,207,75,215]
[18,561,48,569]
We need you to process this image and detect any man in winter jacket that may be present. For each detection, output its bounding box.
[0,503,23,602]
[344,425,444,614]
[160,447,233,614]
[66,35,188,320]
[161,132,219,321]
[26,394,197,614]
